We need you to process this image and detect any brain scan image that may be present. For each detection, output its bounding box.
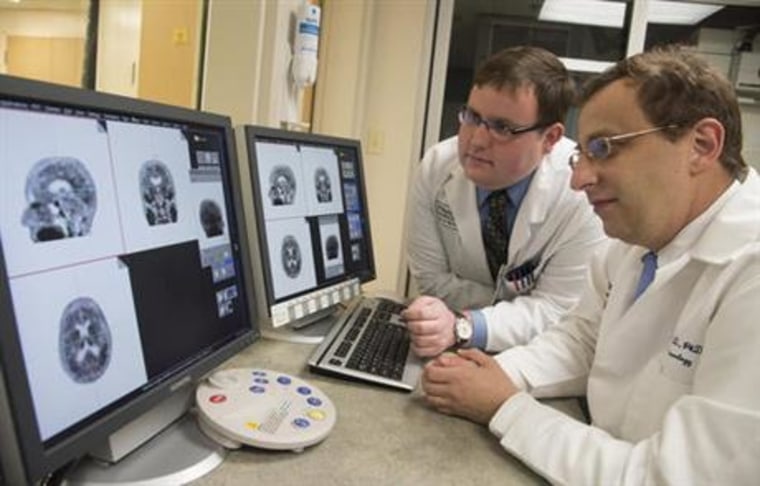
[199,199,225,237]
[325,235,339,260]
[281,235,302,278]
[139,160,178,225]
[58,297,112,384]
[21,156,97,243]
[268,165,296,206]
[314,167,332,203]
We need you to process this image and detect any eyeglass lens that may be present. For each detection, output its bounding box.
[587,138,612,159]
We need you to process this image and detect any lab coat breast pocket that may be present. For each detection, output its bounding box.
[621,350,696,441]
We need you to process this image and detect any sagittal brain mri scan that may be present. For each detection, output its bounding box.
[21,157,97,243]
[325,235,339,260]
[314,167,332,203]
[199,199,225,237]
[58,297,112,384]
[268,165,296,206]
[139,160,178,225]
[281,235,302,278]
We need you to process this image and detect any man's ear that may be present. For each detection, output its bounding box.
[689,117,724,173]
[542,122,565,153]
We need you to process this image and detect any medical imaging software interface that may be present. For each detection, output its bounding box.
[253,135,373,306]
[0,97,249,446]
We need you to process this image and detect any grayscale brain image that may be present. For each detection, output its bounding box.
[281,235,302,278]
[314,167,332,203]
[58,297,112,384]
[199,199,225,237]
[268,165,296,206]
[326,235,339,260]
[139,159,178,225]
[21,156,97,243]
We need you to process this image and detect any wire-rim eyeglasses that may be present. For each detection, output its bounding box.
[568,125,679,169]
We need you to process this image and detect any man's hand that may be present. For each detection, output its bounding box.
[421,348,518,424]
[401,296,457,357]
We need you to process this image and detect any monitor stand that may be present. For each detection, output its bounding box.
[260,305,343,344]
[62,414,224,485]
[62,390,225,485]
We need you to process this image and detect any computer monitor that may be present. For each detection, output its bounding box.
[0,75,257,484]
[236,125,376,342]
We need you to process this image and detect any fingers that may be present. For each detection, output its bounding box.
[401,295,447,321]
[456,348,491,367]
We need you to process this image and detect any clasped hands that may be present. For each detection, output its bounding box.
[401,295,518,424]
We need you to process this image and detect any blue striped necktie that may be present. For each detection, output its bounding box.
[633,251,657,300]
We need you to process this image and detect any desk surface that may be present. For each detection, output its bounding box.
[191,337,582,485]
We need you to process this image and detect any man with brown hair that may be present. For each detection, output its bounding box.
[421,45,760,484]
[404,46,605,356]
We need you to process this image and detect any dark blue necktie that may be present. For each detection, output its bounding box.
[483,190,509,280]
[633,251,657,300]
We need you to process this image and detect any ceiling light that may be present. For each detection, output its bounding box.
[539,0,723,27]
[649,1,723,25]
[539,0,625,28]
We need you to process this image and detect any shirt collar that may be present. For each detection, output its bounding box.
[476,171,536,209]
[656,178,739,267]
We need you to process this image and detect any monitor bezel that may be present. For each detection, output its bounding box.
[0,74,258,484]
[241,125,377,314]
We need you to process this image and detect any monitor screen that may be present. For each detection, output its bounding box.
[237,125,375,335]
[0,75,257,484]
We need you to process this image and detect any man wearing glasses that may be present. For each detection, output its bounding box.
[420,46,760,483]
[403,46,605,357]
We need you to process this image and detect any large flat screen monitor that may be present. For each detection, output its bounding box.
[0,75,257,484]
[236,125,376,342]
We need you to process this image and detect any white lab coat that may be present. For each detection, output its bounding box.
[489,168,760,485]
[406,136,605,349]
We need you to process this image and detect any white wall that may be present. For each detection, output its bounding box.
[0,10,86,37]
[202,0,301,127]
[314,0,434,295]
[204,0,435,296]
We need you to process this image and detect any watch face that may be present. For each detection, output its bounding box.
[455,317,472,341]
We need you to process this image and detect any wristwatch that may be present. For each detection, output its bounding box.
[453,311,473,347]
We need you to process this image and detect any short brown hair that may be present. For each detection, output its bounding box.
[473,46,575,127]
[580,45,746,180]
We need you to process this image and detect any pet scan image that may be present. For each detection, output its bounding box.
[139,160,178,225]
[314,167,332,203]
[268,165,297,206]
[21,156,97,243]
[199,199,225,237]
[58,297,112,384]
[281,235,302,278]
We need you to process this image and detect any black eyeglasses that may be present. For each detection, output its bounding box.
[458,105,548,141]
[568,125,679,169]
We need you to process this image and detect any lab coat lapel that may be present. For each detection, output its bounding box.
[445,166,491,279]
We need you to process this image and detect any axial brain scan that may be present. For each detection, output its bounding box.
[199,199,225,237]
[314,167,332,203]
[21,156,97,243]
[58,297,112,384]
[326,235,339,260]
[281,235,302,278]
[268,165,296,206]
[139,160,178,225]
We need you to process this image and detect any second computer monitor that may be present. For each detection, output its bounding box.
[238,126,375,341]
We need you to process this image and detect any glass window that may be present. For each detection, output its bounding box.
[442,0,630,140]
[643,1,760,99]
